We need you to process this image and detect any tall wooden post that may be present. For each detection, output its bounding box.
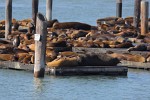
[141,1,149,35]
[133,0,141,32]
[32,0,39,27]
[116,0,122,17]
[5,0,12,39]
[34,13,47,78]
[46,0,53,21]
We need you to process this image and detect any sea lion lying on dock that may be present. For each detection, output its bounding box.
[107,51,146,63]
[53,22,92,30]
[78,52,120,66]
[127,44,148,52]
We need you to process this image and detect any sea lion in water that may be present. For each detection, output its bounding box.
[53,22,92,30]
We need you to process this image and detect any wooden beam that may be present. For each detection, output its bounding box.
[141,0,149,35]
[32,0,39,27]
[46,0,53,21]
[34,13,47,78]
[116,0,122,17]
[5,0,12,39]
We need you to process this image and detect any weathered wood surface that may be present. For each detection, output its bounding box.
[32,0,39,26]
[34,13,47,77]
[5,0,12,39]
[141,1,149,35]
[116,0,122,17]
[133,0,141,33]
[72,47,150,56]
[46,0,53,21]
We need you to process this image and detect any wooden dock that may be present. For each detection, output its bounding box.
[0,61,128,76]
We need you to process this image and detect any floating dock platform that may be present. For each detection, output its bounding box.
[0,61,128,76]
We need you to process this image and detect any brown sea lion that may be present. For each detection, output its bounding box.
[53,22,92,30]
[47,56,79,68]
[28,44,35,51]
[147,56,150,62]
[0,54,14,61]
[17,53,29,62]
[124,53,146,63]
[22,55,32,64]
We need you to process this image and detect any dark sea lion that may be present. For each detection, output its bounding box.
[53,22,92,30]
[127,44,147,52]
[47,19,58,28]
[13,35,20,47]
[71,30,88,39]
[78,52,120,66]
[47,40,67,47]
[115,42,133,48]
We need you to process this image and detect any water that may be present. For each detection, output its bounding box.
[1,0,150,99]
[0,69,150,100]
[0,0,150,25]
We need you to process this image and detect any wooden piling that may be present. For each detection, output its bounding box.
[5,0,12,39]
[133,0,141,32]
[32,0,39,27]
[46,0,53,21]
[116,0,122,17]
[34,13,47,78]
[141,1,149,35]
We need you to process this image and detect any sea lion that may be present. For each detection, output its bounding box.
[124,53,146,63]
[28,44,35,51]
[127,44,147,52]
[22,55,32,64]
[47,56,79,68]
[53,22,92,30]
[71,30,88,39]
[0,54,15,61]
[59,51,78,57]
[17,53,29,62]
[13,35,20,47]
[115,42,133,48]
[78,52,120,66]
[47,19,58,28]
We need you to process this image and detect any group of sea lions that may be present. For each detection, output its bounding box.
[0,16,150,68]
